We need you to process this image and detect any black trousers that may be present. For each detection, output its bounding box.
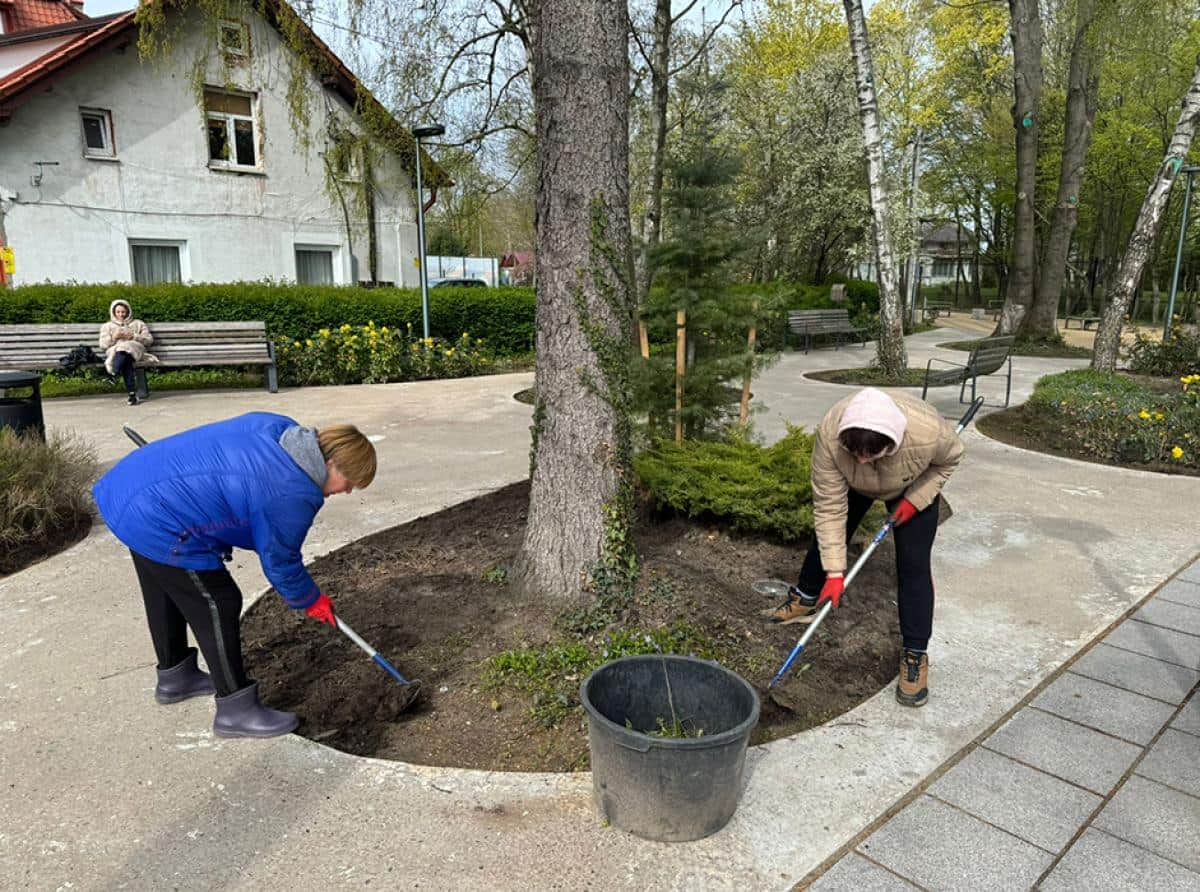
[130,550,250,696]
[111,352,137,392]
[798,491,939,652]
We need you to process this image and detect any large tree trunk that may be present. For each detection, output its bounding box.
[1093,59,1200,371]
[842,0,907,376]
[996,0,1043,336]
[519,0,635,601]
[1027,0,1101,338]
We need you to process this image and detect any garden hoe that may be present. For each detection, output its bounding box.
[766,397,984,709]
[121,425,422,713]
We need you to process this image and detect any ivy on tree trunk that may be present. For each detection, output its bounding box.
[518,0,636,602]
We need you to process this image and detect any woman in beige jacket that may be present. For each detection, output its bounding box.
[769,387,964,707]
[99,299,155,405]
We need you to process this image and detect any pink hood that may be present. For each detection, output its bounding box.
[837,387,908,447]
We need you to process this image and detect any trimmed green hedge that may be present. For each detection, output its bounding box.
[0,283,536,356]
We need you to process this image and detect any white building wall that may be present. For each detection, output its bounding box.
[0,10,420,287]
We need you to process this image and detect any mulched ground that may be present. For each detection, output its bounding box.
[979,401,1199,478]
[805,367,929,387]
[242,481,935,772]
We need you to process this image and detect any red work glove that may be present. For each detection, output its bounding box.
[305,593,337,627]
[892,498,918,527]
[816,574,845,609]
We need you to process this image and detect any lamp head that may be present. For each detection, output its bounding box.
[411,123,445,139]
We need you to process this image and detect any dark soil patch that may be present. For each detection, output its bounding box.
[937,338,1091,359]
[242,481,935,772]
[979,403,1199,477]
[805,367,928,387]
[0,512,92,577]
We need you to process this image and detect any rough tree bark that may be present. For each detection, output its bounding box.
[1026,0,1102,338]
[1092,57,1200,371]
[996,0,1043,336]
[842,0,907,377]
[518,0,636,601]
[634,0,672,310]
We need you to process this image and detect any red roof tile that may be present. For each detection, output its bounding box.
[1,0,86,34]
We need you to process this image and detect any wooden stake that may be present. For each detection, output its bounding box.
[675,309,686,443]
[740,300,759,425]
[638,320,650,360]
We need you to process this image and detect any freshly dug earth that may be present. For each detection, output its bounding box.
[243,481,941,772]
[805,367,929,387]
[979,403,1199,478]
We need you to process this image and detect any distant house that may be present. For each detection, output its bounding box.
[850,222,976,287]
[499,250,534,286]
[0,0,447,287]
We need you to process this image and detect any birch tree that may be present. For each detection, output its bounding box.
[842,0,907,377]
[1092,57,1200,371]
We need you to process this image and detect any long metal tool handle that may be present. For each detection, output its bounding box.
[336,617,415,686]
[123,425,148,447]
[768,397,985,690]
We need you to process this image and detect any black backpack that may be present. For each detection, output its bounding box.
[58,344,99,372]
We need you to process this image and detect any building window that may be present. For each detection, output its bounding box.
[931,259,957,278]
[130,242,183,284]
[205,89,259,170]
[81,108,115,158]
[295,248,335,284]
[218,20,249,58]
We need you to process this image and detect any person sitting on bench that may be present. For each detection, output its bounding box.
[98,299,156,405]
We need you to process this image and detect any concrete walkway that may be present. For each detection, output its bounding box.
[2,326,1197,890]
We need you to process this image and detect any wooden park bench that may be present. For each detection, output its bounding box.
[0,321,278,399]
[1063,314,1101,330]
[785,308,868,353]
[921,334,1015,407]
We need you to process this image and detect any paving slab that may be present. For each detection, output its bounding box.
[1032,672,1177,745]
[983,708,1141,794]
[1159,578,1200,610]
[1093,775,1200,872]
[808,854,920,891]
[928,747,1100,853]
[1041,827,1200,892]
[1103,619,1200,670]
[1174,698,1200,736]
[1136,598,1200,637]
[1069,643,1200,705]
[1136,728,1200,798]
[6,334,1200,890]
[855,795,1054,891]
[1182,562,1200,585]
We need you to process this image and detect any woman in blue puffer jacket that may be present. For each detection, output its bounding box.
[93,412,376,738]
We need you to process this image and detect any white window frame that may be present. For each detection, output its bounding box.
[204,88,262,173]
[80,108,116,159]
[294,245,338,285]
[128,239,190,284]
[217,20,250,58]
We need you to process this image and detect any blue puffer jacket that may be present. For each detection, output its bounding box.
[94,412,325,608]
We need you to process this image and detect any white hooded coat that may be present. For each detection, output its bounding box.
[98,299,157,375]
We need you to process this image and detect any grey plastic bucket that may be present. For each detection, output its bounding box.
[580,654,760,842]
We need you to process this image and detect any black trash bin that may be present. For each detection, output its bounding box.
[580,654,760,842]
[0,370,45,441]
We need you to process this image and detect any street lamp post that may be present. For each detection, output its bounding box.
[412,123,445,340]
[1164,165,1199,339]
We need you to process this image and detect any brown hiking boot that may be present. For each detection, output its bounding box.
[766,586,819,625]
[896,650,929,707]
